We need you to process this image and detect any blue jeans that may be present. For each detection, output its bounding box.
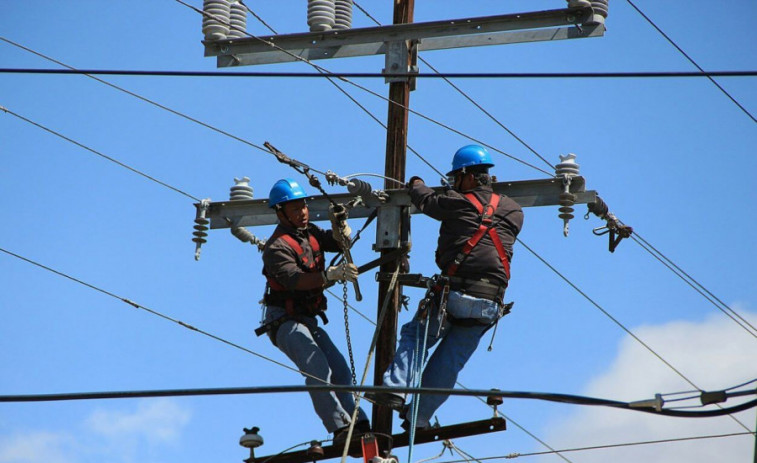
[265,305,368,433]
[381,290,501,428]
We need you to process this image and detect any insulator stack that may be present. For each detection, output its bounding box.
[555,153,580,237]
[334,0,353,30]
[347,178,372,197]
[589,0,609,25]
[307,0,335,32]
[193,199,211,261]
[230,176,254,201]
[227,0,247,39]
[202,0,231,41]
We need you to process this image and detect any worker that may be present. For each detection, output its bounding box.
[257,178,370,445]
[366,145,524,431]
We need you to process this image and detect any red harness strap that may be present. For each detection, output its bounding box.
[446,193,511,280]
[265,232,323,291]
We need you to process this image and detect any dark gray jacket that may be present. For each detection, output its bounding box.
[409,183,524,288]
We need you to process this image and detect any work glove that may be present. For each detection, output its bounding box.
[406,176,424,189]
[332,221,352,243]
[323,262,359,284]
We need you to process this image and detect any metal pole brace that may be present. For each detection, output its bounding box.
[382,39,420,89]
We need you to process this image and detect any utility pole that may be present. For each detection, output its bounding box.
[373,0,414,441]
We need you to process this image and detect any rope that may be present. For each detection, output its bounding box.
[408,302,433,462]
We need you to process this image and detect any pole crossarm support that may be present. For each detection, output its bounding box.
[245,417,506,463]
[204,7,603,67]
[198,177,595,229]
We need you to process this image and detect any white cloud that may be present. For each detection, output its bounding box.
[0,399,191,463]
[0,432,75,463]
[537,308,757,463]
[86,398,191,444]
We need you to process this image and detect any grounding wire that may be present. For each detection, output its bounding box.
[353,0,554,172]
[433,431,754,462]
[516,237,752,432]
[239,0,278,35]
[448,441,484,463]
[0,246,343,388]
[630,231,757,337]
[176,0,552,177]
[625,0,756,125]
[0,106,201,202]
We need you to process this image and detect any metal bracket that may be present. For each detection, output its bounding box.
[382,39,419,88]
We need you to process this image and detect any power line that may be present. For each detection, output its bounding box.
[4,68,756,79]
[0,106,201,202]
[175,0,553,177]
[2,383,755,418]
[434,431,755,462]
[0,246,334,386]
[515,237,753,432]
[625,0,757,124]
[629,232,757,339]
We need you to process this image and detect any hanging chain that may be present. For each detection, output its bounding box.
[342,278,357,386]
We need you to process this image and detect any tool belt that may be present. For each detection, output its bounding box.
[257,290,328,341]
[446,275,506,303]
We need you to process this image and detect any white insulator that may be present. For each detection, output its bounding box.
[228,0,247,39]
[308,0,335,32]
[230,176,254,201]
[555,153,580,178]
[203,0,231,41]
[334,0,353,30]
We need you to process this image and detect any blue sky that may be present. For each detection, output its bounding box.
[1,1,756,462]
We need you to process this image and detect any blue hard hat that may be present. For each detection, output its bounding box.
[448,144,494,175]
[268,178,307,208]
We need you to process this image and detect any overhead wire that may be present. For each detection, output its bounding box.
[0,246,342,388]
[0,106,201,202]
[5,68,756,79]
[629,231,757,338]
[625,0,756,124]
[175,0,553,177]
[515,237,752,432]
[432,431,755,462]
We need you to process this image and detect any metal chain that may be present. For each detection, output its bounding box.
[342,276,357,386]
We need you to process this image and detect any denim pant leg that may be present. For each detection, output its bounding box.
[274,319,352,433]
[412,322,489,427]
[382,304,446,399]
[311,325,369,424]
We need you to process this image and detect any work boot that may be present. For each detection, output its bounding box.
[400,418,431,434]
[332,420,371,447]
[364,391,405,411]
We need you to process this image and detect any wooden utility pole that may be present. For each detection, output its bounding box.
[373,0,414,441]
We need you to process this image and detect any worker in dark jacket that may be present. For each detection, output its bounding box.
[259,178,370,445]
[367,145,524,431]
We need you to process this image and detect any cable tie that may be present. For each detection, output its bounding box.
[179,321,199,332]
[121,298,140,309]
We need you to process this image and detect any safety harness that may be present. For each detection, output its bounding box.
[255,231,328,339]
[446,192,510,280]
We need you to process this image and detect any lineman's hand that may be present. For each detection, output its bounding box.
[323,262,359,283]
[332,221,352,243]
[406,176,424,188]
